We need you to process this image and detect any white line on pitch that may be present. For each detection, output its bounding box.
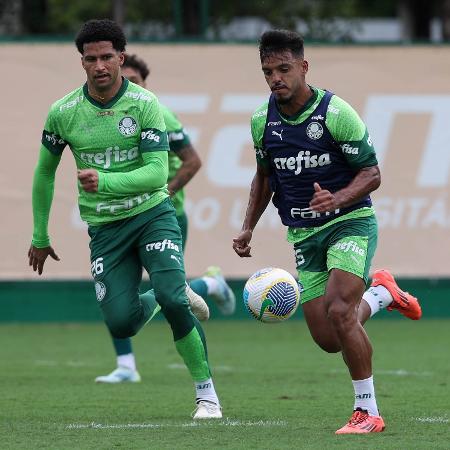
[414,416,449,423]
[35,360,98,367]
[65,419,287,430]
[330,368,433,376]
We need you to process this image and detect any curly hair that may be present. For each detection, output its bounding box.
[123,53,150,81]
[75,19,127,54]
[259,29,304,62]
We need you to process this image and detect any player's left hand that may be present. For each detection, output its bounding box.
[309,182,338,212]
[28,245,60,275]
[233,230,253,257]
[78,169,99,192]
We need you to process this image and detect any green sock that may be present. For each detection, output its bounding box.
[175,327,210,381]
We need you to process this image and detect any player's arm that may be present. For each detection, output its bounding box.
[79,95,170,194]
[233,163,272,258]
[310,96,381,213]
[310,167,380,213]
[167,143,201,196]
[79,150,169,194]
[233,106,273,257]
[29,145,62,275]
[162,107,201,195]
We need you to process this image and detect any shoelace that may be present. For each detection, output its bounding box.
[192,401,219,417]
[349,410,369,426]
[199,401,218,412]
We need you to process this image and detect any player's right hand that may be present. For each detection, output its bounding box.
[232,230,253,257]
[28,245,60,275]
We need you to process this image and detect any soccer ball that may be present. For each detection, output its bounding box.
[243,267,300,323]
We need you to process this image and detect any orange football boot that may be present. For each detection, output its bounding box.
[335,408,385,434]
[371,269,422,320]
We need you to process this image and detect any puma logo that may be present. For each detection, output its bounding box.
[272,129,283,141]
[171,254,182,266]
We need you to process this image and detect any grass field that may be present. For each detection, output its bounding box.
[1,319,449,449]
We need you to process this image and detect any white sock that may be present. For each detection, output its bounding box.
[362,285,393,317]
[202,277,220,296]
[117,353,136,371]
[195,378,219,406]
[352,375,379,416]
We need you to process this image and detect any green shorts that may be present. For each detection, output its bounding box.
[88,198,186,310]
[176,211,188,253]
[293,215,378,304]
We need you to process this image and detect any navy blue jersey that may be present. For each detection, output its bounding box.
[252,87,377,228]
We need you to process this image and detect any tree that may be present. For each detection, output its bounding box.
[441,0,450,40]
[173,0,209,38]
[22,0,48,33]
[0,0,22,35]
[398,0,435,40]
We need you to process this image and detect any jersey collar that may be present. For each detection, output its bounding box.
[276,85,318,121]
[83,77,129,109]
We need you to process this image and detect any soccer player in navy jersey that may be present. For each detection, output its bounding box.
[233,29,422,434]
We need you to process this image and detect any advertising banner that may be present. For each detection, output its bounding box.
[1,44,449,279]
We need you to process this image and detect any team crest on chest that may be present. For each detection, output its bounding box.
[306,121,323,140]
[118,116,137,136]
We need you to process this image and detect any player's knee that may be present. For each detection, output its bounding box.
[327,298,355,330]
[108,320,139,339]
[158,290,194,339]
[160,294,190,321]
[105,312,140,339]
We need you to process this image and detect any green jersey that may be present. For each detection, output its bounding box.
[41,79,169,225]
[32,79,170,247]
[160,104,191,215]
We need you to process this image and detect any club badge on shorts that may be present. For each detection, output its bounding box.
[95,281,107,301]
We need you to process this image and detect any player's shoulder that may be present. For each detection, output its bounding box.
[325,91,367,140]
[48,85,85,117]
[327,92,360,120]
[251,100,269,124]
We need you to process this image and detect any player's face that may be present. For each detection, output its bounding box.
[122,66,146,88]
[261,50,308,105]
[81,41,124,93]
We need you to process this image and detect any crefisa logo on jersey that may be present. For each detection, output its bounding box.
[306,121,323,140]
[118,116,137,136]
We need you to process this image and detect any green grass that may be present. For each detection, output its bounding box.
[1,320,449,449]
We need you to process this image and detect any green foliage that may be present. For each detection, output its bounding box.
[47,0,111,34]
[125,0,173,23]
[208,0,397,41]
[1,320,449,448]
[16,0,399,37]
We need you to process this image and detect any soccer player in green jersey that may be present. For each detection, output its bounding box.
[28,19,222,419]
[94,53,236,384]
[233,30,423,434]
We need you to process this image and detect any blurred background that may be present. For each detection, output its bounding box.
[2,0,450,42]
[1,0,450,321]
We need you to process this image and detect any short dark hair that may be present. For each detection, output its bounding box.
[75,19,126,54]
[123,53,150,81]
[259,29,304,62]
